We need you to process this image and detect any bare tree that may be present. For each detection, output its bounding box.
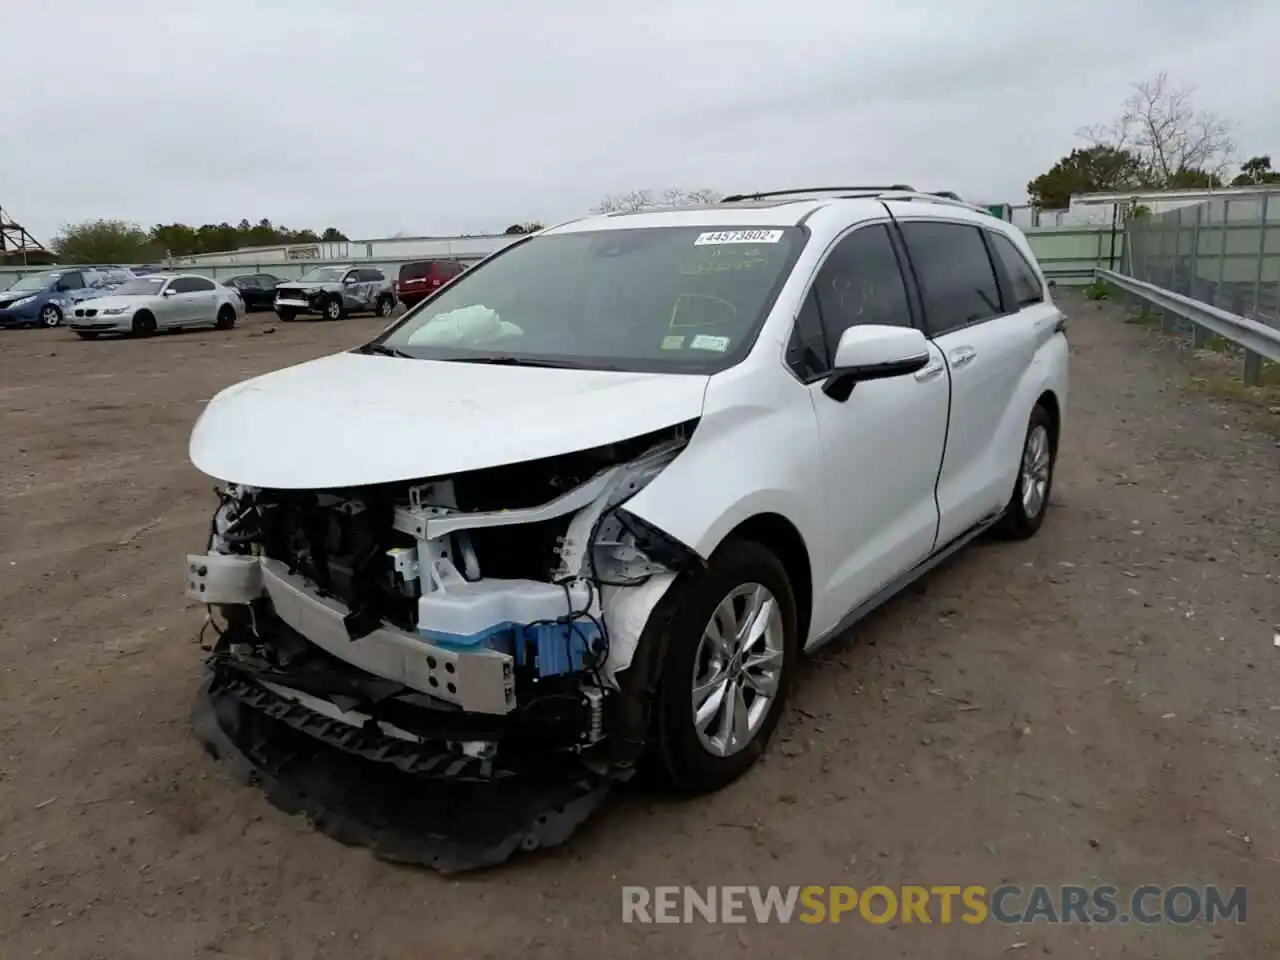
[593,187,722,214]
[1078,72,1236,186]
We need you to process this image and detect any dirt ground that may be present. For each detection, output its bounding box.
[1,296,1278,959]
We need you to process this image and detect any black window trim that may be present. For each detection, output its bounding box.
[186,276,216,292]
[782,217,924,386]
[984,228,1045,309]
[888,216,1017,340]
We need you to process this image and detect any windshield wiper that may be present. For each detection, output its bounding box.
[442,355,585,369]
[353,342,412,358]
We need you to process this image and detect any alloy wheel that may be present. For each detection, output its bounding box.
[690,582,785,758]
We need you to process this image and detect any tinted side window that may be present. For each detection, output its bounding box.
[898,221,1001,336]
[361,269,385,282]
[988,232,1043,307]
[257,274,280,287]
[59,272,85,290]
[785,289,829,380]
[187,277,215,292]
[813,224,912,347]
[169,277,195,293]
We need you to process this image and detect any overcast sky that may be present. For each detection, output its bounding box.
[5,0,1279,243]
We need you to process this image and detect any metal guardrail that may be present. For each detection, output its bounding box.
[1096,268,1279,385]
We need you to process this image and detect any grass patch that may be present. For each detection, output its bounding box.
[1197,333,1233,353]
[1186,362,1280,436]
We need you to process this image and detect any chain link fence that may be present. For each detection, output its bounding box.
[1126,190,1280,329]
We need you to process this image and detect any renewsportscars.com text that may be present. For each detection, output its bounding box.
[621,884,1247,925]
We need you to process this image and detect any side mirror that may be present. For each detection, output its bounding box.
[343,276,358,285]
[162,288,177,297]
[822,324,931,402]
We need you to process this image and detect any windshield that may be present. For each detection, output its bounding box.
[375,227,804,372]
[7,272,58,292]
[114,277,167,296]
[298,267,346,282]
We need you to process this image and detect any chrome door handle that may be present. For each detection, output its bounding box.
[948,345,977,369]
[914,361,945,383]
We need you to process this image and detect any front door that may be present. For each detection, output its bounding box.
[794,222,950,631]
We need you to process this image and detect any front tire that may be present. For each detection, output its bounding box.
[323,295,344,321]
[992,403,1057,540]
[215,305,236,330]
[40,304,63,327]
[131,310,157,337]
[651,539,797,795]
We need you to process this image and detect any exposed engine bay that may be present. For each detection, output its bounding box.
[187,422,703,870]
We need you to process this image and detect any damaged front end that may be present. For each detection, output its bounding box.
[186,422,702,871]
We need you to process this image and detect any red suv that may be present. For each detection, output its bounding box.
[395,259,466,309]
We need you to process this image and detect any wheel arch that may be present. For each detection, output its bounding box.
[711,512,813,647]
[1036,389,1061,454]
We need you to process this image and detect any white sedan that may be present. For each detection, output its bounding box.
[68,273,243,339]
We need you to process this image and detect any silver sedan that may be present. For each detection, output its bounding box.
[68,273,244,339]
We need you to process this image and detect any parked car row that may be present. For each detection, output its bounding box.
[0,257,474,335]
[0,265,142,328]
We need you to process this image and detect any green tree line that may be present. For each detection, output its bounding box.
[51,218,350,264]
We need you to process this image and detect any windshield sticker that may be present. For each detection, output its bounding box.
[689,334,731,352]
[661,335,686,350]
[694,229,783,246]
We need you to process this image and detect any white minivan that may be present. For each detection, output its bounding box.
[184,187,1068,806]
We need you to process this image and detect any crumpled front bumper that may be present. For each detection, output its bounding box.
[187,553,518,714]
[186,549,625,871]
[192,667,612,872]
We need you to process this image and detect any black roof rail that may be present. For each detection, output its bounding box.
[720,185,917,203]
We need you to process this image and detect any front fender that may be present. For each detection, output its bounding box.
[622,364,824,572]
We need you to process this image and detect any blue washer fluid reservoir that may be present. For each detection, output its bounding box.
[518,621,602,677]
[418,621,602,678]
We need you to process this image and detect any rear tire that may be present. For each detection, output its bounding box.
[650,539,798,795]
[215,305,236,330]
[375,296,394,318]
[131,311,157,337]
[991,403,1056,540]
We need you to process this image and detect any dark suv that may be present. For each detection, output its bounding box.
[224,273,283,312]
[395,259,466,309]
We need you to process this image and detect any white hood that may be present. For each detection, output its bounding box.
[189,351,709,489]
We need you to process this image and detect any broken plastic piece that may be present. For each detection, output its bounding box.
[191,671,611,873]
